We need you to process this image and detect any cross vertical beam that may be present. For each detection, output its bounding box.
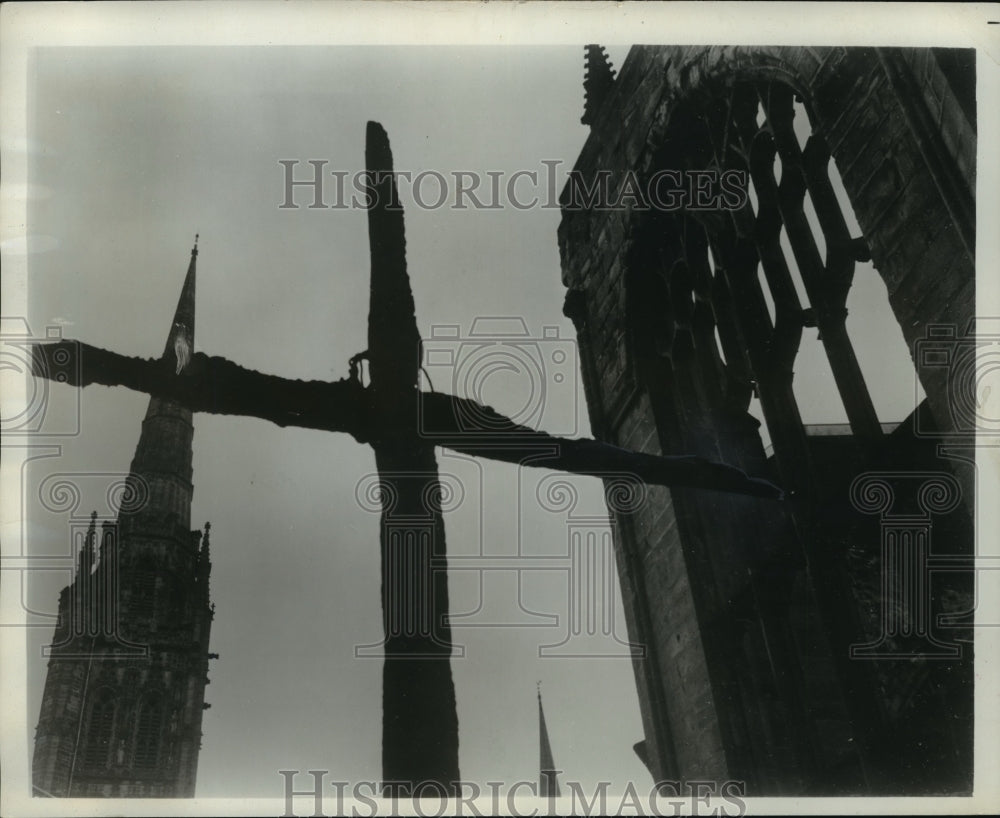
[364,122,460,793]
[27,121,786,797]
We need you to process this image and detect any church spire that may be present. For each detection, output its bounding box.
[124,240,200,537]
[164,234,198,361]
[538,682,561,798]
[197,521,212,602]
[77,510,97,578]
[33,237,215,798]
[200,521,211,570]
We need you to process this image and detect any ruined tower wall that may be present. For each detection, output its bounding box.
[559,46,975,791]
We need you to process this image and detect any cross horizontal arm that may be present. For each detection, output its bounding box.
[420,393,785,499]
[31,340,784,499]
[31,340,372,441]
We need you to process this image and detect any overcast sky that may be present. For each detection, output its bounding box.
[1,5,998,817]
[21,44,662,797]
[16,40,948,801]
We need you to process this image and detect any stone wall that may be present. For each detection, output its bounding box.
[559,46,975,794]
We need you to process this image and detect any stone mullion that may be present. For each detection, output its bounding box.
[763,84,900,787]
[730,92,806,383]
[704,99,860,788]
[722,103,815,495]
[683,206,820,791]
[708,229,830,792]
[720,224,889,791]
[763,86,883,442]
[671,219,725,418]
[712,232,814,498]
[743,127,802,310]
[688,172,816,789]
[746,129,805,376]
[680,226,729,412]
[708,269,755,395]
[799,135,867,306]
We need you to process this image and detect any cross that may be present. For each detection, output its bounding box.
[31,121,783,794]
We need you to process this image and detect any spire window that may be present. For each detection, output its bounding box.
[84,688,116,769]
[134,692,163,770]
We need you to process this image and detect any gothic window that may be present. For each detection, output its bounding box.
[131,569,157,617]
[133,692,163,770]
[748,86,913,432]
[163,572,187,620]
[84,687,116,769]
[734,84,878,430]
[632,78,920,493]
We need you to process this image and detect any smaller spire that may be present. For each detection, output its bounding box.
[198,522,212,601]
[78,511,98,576]
[98,518,116,567]
[162,237,198,359]
[582,45,617,127]
[538,681,560,798]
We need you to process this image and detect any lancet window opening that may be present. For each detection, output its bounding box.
[83,687,116,769]
[637,78,891,493]
[742,82,879,424]
[133,692,163,770]
[130,569,157,617]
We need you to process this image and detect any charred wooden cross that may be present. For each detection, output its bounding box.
[31,122,782,794]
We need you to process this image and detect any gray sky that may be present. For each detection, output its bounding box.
[1,5,996,816]
[20,42,929,800]
[23,44,656,797]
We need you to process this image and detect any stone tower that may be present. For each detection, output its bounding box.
[32,241,215,797]
[559,47,974,794]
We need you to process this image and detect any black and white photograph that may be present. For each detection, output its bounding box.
[2,2,998,815]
